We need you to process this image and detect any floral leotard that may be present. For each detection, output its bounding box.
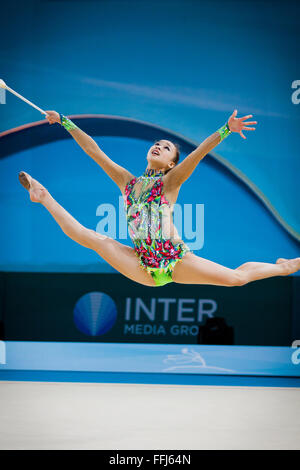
[124,168,191,286]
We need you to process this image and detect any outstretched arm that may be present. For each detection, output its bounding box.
[45,111,134,192]
[164,110,257,189]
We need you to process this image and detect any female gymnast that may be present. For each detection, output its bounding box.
[19,110,300,287]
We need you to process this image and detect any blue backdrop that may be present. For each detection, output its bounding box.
[0,0,299,274]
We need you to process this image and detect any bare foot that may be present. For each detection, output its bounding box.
[18,171,48,203]
[279,257,300,275]
[276,258,289,264]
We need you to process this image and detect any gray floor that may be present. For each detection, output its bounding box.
[0,381,299,450]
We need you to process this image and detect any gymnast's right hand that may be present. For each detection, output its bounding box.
[45,110,61,125]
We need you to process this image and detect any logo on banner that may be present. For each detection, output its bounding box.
[73,292,117,336]
[73,292,218,340]
[123,297,217,337]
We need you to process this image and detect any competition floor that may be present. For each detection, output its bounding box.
[0,342,299,449]
[0,381,300,450]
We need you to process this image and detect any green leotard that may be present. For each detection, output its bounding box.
[124,168,191,286]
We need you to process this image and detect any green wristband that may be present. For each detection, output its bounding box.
[217,122,232,141]
[60,114,78,131]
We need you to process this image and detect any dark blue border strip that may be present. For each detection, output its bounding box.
[0,370,299,387]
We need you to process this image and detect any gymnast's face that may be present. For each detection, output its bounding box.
[147,139,177,171]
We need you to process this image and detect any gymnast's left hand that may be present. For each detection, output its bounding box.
[227,109,257,139]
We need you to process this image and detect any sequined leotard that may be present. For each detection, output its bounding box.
[124,168,191,286]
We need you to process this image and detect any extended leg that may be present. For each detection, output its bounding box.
[234,258,300,283]
[18,172,156,287]
[172,252,300,286]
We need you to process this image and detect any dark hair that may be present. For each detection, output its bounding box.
[153,139,180,175]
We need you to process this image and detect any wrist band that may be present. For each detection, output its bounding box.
[59,113,78,131]
[217,122,232,141]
